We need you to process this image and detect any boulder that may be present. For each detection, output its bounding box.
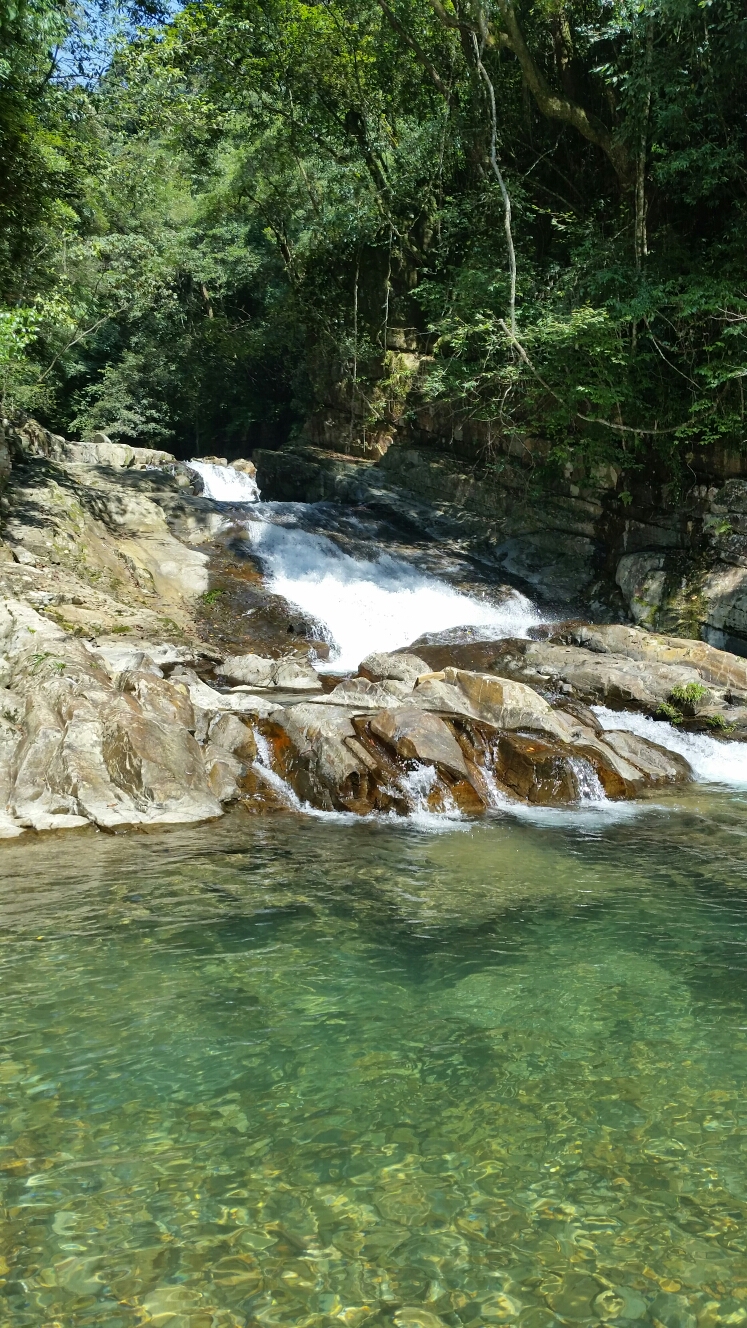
[270,703,383,812]
[440,669,575,740]
[0,599,222,831]
[553,622,747,694]
[369,705,469,779]
[493,732,583,804]
[359,651,430,685]
[219,653,320,691]
[597,729,692,785]
[173,670,277,722]
[322,677,410,707]
[202,742,244,802]
[486,639,707,712]
[220,653,276,686]
[273,656,321,690]
[207,712,258,761]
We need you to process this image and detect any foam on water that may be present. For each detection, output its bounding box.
[594,706,747,787]
[242,514,541,671]
[188,460,260,503]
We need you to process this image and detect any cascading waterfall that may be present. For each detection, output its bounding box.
[240,512,541,672]
[251,729,301,809]
[188,460,260,503]
[568,756,607,803]
[185,456,747,818]
[593,707,747,787]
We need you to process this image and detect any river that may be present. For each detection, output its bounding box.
[1,465,747,1326]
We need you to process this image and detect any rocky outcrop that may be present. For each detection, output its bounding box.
[412,624,747,736]
[244,657,694,817]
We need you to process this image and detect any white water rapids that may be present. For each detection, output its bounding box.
[189,455,541,671]
[241,517,541,672]
[594,706,747,787]
[188,460,260,503]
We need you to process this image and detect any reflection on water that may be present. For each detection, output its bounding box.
[1,791,747,1327]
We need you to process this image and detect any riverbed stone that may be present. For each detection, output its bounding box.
[219,653,320,690]
[270,702,380,812]
[207,712,258,761]
[554,621,747,693]
[202,741,244,802]
[369,706,469,779]
[598,728,692,785]
[494,732,582,804]
[486,639,707,712]
[359,651,431,685]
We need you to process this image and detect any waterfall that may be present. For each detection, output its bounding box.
[593,707,747,787]
[241,512,541,672]
[251,729,301,809]
[188,460,260,503]
[568,756,607,804]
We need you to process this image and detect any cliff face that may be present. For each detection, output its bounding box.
[255,425,747,656]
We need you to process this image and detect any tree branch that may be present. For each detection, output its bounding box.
[498,319,687,435]
[375,0,452,100]
[490,0,632,186]
[472,34,517,335]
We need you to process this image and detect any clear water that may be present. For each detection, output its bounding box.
[2,790,747,1327]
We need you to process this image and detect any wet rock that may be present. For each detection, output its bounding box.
[207,712,258,761]
[493,732,582,804]
[369,706,469,780]
[649,1293,697,1328]
[359,651,430,685]
[230,458,257,477]
[598,729,692,785]
[270,702,388,813]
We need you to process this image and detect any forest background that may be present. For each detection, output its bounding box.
[1,0,746,480]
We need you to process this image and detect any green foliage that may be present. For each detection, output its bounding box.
[656,702,684,724]
[0,0,745,471]
[670,683,711,706]
[705,715,736,733]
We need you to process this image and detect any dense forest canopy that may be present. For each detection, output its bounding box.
[1,0,746,476]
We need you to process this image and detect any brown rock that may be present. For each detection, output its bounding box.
[369,705,469,779]
[487,639,706,712]
[494,732,581,804]
[556,622,747,693]
[208,712,258,761]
